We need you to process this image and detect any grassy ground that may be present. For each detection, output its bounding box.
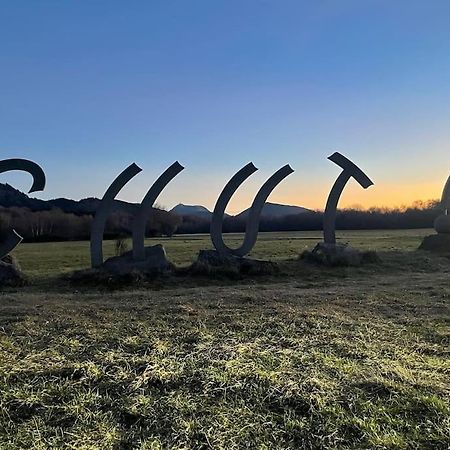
[13,228,433,278]
[1,229,449,449]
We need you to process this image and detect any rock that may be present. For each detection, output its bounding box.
[101,244,174,275]
[190,249,279,277]
[419,233,450,254]
[301,242,379,267]
[0,256,26,286]
[434,215,450,234]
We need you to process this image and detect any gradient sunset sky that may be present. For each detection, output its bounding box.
[1,1,449,214]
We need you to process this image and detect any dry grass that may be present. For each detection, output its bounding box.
[1,230,449,449]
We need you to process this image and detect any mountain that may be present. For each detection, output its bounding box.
[170,203,213,218]
[0,183,138,214]
[0,184,311,220]
[235,202,312,219]
[0,183,50,210]
[170,202,311,220]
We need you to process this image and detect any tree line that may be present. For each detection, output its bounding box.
[0,200,443,243]
[0,206,181,242]
[177,200,442,234]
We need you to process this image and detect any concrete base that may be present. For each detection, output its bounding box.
[0,256,26,287]
[102,244,174,275]
[419,234,450,254]
[190,249,279,277]
[301,242,379,267]
[434,215,450,234]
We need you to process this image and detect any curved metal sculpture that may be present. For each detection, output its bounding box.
[434,174,450,234]
[211,162,294,257]
[0,158,46,259]
[90,163,142,268]
[132,161,184,260]
[441,175,450,215]
[91,162,185,267]
[323,152,373,244]
[0,159,46,193]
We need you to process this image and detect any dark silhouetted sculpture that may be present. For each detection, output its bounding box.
[132,162,184,260]
[301,153,376,266]
[0,158,46,259]
[90,162,184,269]
[419,174,450,253]
[434,175,450,234]
[90,163,142,267]
[323,152,373,244]
[210,162,294,257]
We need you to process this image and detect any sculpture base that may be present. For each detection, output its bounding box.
[418,234,450,255]
[301,243,380,267]
[69,245,174,287]
[101,244,174,275]
[190,250,279,277]
[0,255,26,287]
[434,215,450,234]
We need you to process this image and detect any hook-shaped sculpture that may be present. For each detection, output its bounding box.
[323,152,373,244]
[211,163,294,257]
[90,163,142,267]
[0,158,46,259]
[132,161,184,260]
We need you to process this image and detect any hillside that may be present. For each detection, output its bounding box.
[235,202,312,219]
[170,203,213,218]
[0,183,138,214]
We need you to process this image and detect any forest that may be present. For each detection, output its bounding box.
[0,199,442,242]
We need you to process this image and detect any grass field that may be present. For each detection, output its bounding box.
[13,228,434,278]
[1,229,450,449]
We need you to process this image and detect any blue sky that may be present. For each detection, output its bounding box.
[1,1,450,212]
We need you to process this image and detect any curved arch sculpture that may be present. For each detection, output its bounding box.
[211,162,294,257]
[0,158,46,259]
[323,152,373,245]
[132,161,184,260]
[90,163,142,268]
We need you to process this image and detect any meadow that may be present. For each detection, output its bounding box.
[1,229,449,449]
[13,229,434,278]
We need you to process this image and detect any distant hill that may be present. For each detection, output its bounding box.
[0,184,310,221]
[0,183,138,214]
[170,203,213,218]
[0,183,50,210]
[235,202,312,219]
[170,202,311,221]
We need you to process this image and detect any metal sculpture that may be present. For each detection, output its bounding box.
[90,162,184,268]
[441,175,450,215]
[210,162,294,257]
[0,158,46,259]
[132,161,184,260]
[323,152,373,245]
[434,174,450,234]
[90,163,142,267]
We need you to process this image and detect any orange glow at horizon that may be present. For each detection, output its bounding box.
[278,180,444,212]
[222,179,444,215]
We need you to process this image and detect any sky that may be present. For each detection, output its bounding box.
[1,0,449,214]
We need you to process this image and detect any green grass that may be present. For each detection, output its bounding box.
[1,229,450,449]
[13,228,434,278]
